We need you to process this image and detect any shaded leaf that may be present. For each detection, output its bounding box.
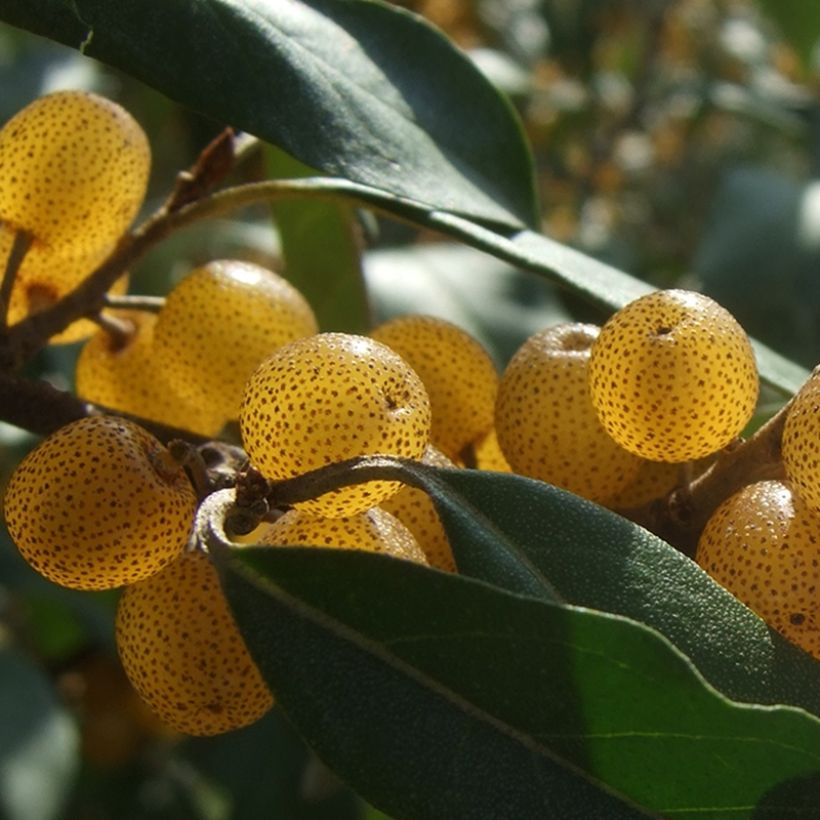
[222,547,820,819]
[0,0,536,229]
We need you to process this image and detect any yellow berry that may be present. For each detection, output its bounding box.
[3,416,195,590]
[371,315,498,460]
[495,323,643,504]
[75,310,225,437]
[782,372,820,513]
[116,548,273,736]
[380,444,456,571]
[0,91,149,336]
[588,290,759,462]
[257,506,428,564]
[696,480,820,659]
[239,333,431,517]
[152,260,319,421]
[470,427,512,473]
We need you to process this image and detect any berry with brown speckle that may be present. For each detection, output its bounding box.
[588,290,758,462]
[782,371,820,514]
[495,323,643,504]
[696,480,820,659]
[116,548,273,736]
[153,260,318,422]
[371,315,498,460]
[3,416,196,590]
[239,333,431,517]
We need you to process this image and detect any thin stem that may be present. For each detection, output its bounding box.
[102,293,165,313]
[0,230,34,329]
[91,311,136,350]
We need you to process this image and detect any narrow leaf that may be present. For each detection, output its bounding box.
[392,462,820,718]
[0,0,537,229]
[222,547,820,819]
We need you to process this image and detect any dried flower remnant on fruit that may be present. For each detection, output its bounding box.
[3,416,195,590]
[239,333,431,518]
[371,315,499,460]
[116,549,273,736]
[496,323,643,504]
[696,480,820,659]
[588,289,759,462]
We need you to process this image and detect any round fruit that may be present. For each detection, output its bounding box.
[153,260,318,421]
[116,548,273,736]
[470,427,512,473]
[0,91,150,336]
[495,323,643,504]
[76,310,225,437]
[3,416,195,590]
[371,315,498,459]
[239,332,431,517]
[588,290,759,462]
[782,371,820,513]
[696,480,820,659]
[380,444,456,572]
[257,506,428,564]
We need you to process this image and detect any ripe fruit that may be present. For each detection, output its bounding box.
[75,310,225,437]
[152,260,319,421]
[257,506,429,564]
[240,333,431,517]
[0,91,150,337]
[495,323,643,504]
[3,416,195,590]
[116,548,273,735]
[470,428,512,473]
[696,480,820,659]
[782,371,820,513]
[588,290,759,462]
[380,444,456,572]
[371,315,498,460]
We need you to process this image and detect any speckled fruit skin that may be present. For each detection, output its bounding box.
[0,91,149,338]
[3,416,195,590]
[495,323,643,504]
[240,333,432,518]
[380,444,456,572]
[371,315,498,460]
[116,548,273,736]
[588,290,759,462]
[257,506,428,564]
[470,427,512,473]
[696,480,820,659]
[153,260,318,421]
[76,310,224,437]
[782,372,820,514]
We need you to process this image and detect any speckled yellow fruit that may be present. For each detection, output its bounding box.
[257,506,428,564]
[696,480,820,659]
[470,427,512,473]
[782,371,820,513]
[153,260,318,421]
[0,91,149,337]
[371,315,498,460]
[240,333,431,517]
[495,323,643,504]
[589,290,759,462]
[3,416,195,590]
[116,548,273,736]
[380,444,456,572]
[76,310,225,437]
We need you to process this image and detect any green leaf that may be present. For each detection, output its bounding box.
[0,648,79,820]
[390,463,820,718]
[266,147,370,334]
[222,547,820,819]
[0,0,537,230]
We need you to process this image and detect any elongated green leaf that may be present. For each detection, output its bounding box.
[385,462,820,718]
[222,547,820,819]
[266,147,370,334]
[0,0,536,230]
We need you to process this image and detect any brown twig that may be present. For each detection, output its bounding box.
[0,230,33,329]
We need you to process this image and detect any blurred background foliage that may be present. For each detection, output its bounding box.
[3,1,820,817]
